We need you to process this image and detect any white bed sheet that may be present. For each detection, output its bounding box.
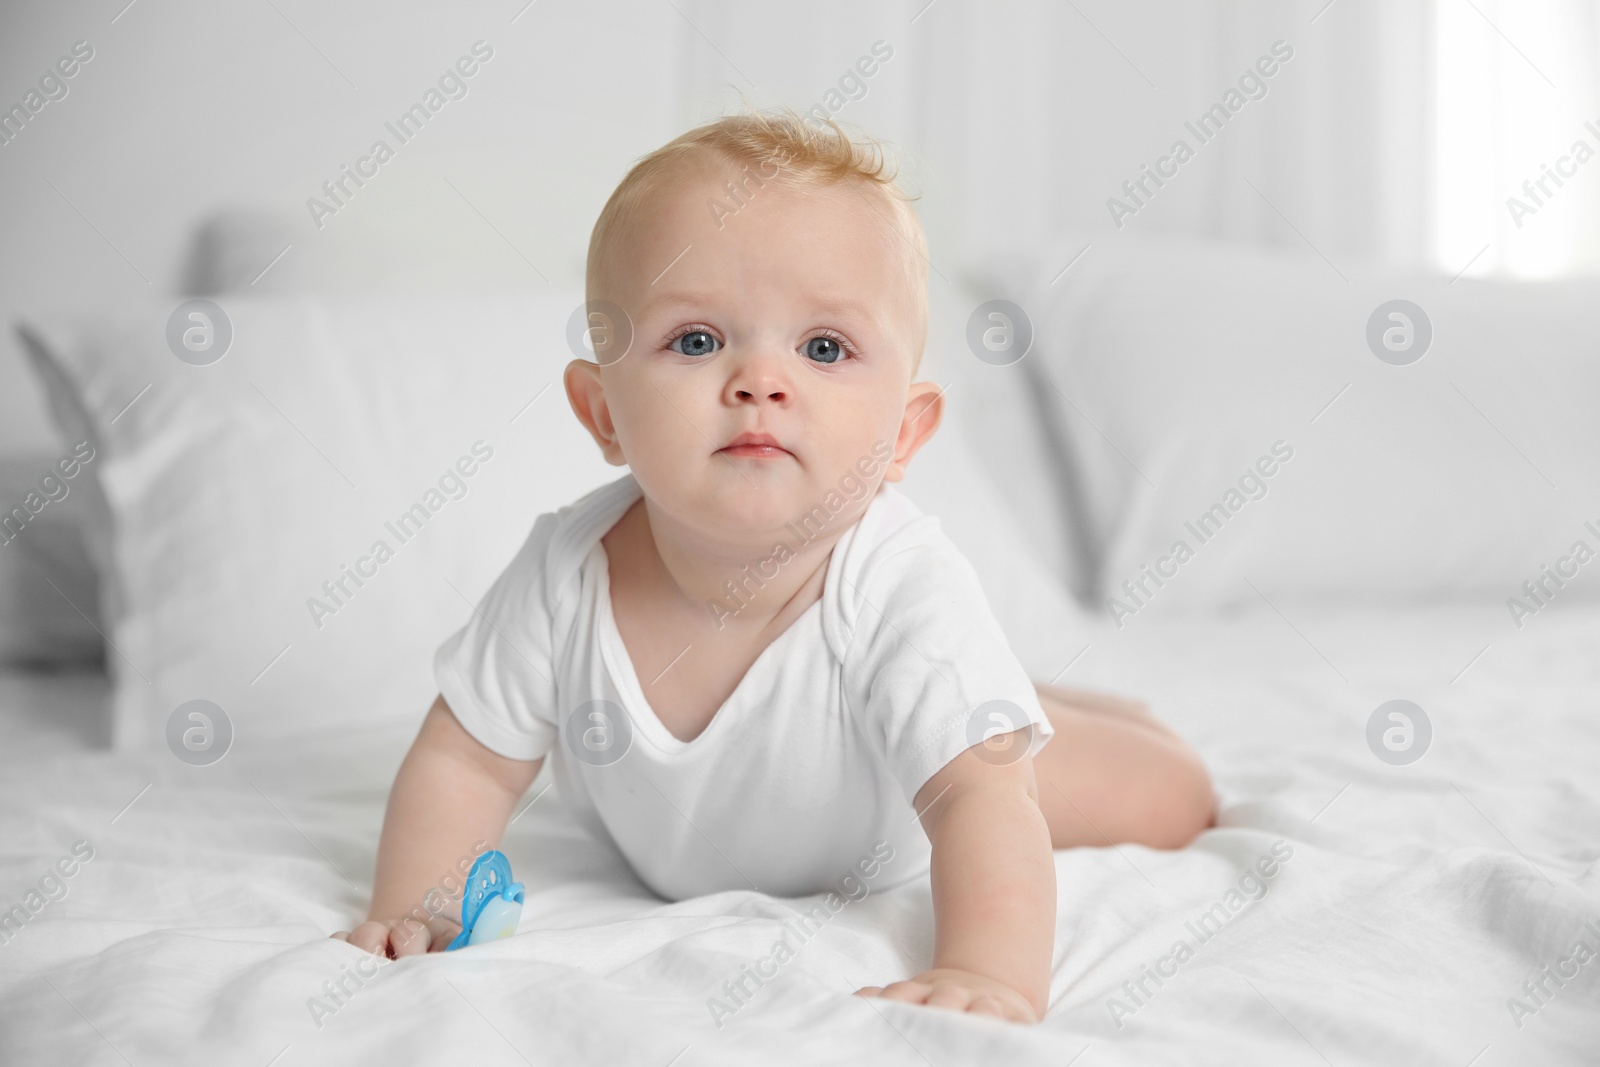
[1,601,1597,1067]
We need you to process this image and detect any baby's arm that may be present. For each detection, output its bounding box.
[855,743,1054,1021]
[335,694,542,957]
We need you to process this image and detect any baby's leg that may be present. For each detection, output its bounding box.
[1028,682,1214,851]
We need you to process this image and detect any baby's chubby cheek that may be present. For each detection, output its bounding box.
[603,377,713,480]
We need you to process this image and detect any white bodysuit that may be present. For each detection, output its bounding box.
[434,472,1052,901]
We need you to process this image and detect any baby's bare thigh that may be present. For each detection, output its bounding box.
[1028,682,1214,851]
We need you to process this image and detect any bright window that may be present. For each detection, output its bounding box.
[1433,0,1600,278]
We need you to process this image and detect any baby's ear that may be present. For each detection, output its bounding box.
[883,380,944,482]
[564,359,627,466]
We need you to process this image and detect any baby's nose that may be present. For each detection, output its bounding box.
[727,355,791,404]
[735,384,788,402]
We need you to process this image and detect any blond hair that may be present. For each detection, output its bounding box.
[585,106,929,368]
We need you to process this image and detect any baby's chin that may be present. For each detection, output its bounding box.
[643,465,845,545]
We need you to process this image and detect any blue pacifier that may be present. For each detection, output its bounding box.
[446,850,525,951]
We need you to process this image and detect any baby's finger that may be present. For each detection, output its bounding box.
[968,995,1008,1018]
[925,984,972,1012]
[389,919,433,958]
[427,923,461,953]
[854,986,884,998]
[345,921,391,956]
[877,980,933,1005]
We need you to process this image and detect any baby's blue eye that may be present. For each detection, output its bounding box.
[671,331,719,357]
[804,336,845,364]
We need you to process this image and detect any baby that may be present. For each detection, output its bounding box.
[336,109,1214,1023]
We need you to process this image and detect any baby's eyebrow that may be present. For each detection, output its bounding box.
[809,296,880,323]
[636,292,703,318]
[639,292,879,324]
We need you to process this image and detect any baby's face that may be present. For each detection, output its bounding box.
[568,160,936,545]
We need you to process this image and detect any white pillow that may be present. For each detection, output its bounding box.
[899,289,1100,682]
[1024,236,1600,613]
[17,291,1092,751]
[918,273,1098,606]
[18,294,617,750]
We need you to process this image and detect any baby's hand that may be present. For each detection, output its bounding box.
[331,915,461,958]
[855,967,1038,1023]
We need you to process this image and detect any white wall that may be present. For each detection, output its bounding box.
[7,0,1560,456]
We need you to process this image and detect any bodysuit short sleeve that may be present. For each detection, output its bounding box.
[432,512,562,761]
[842,529,1055,808]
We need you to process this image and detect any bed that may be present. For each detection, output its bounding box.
[3,600,1598,1066]
[2,223,1597,1065]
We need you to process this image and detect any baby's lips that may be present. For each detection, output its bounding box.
[720,431,786,451]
